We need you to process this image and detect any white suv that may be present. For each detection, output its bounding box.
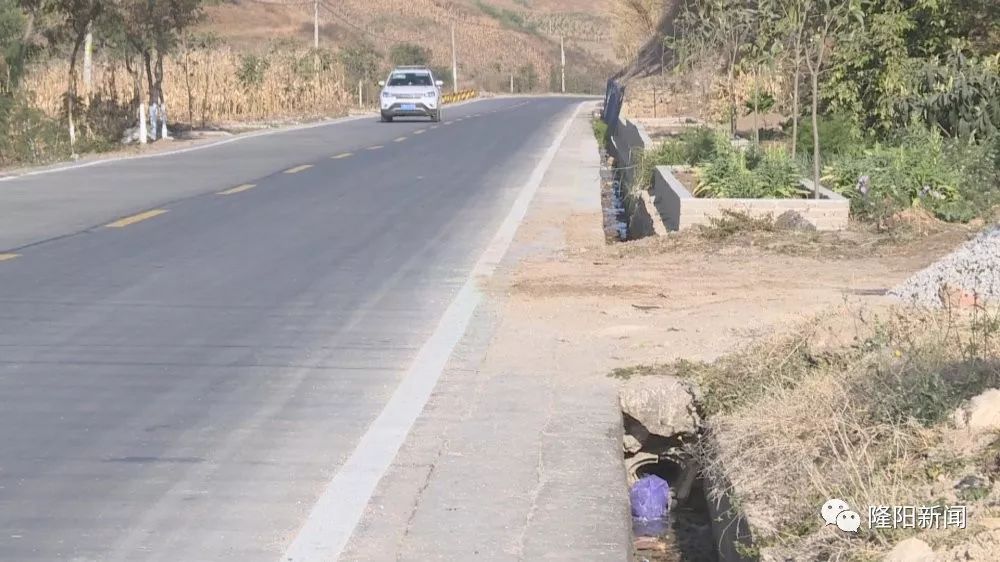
[379,66,444,123]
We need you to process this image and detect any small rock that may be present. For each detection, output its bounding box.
[938,283,980,308]
[774,210,817,232]
[624,434,643,454]
[633,535,667,552]
[884,537,935,562]
[620,376,701,438]
[967,389,1000,431]
[956,474,991,490]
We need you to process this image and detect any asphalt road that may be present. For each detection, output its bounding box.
[0,97,583,561]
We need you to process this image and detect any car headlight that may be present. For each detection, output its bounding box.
[381,91,391,98]
[424,91,436,97]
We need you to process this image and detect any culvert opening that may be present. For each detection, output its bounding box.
[621,412,717,561]
[627,453,716,562]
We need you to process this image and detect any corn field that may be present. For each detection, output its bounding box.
[22,45,350,128]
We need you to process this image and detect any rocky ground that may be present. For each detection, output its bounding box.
[892,226,1000,308]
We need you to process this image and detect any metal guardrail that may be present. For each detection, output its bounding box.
[441,90,477,104]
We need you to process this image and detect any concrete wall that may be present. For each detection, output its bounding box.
[653,166,850,231]
[626,191,668,239]
[608,115,653,190]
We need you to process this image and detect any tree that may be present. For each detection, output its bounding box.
[389,42,429,67]
[775,0,809,157]
[339,41,380,83]
[0,0,27,93]
[53,0,103,148]
[801,0,864,197]
[112,0,203,135]
[675,0,756,136]
[744,2,781,145]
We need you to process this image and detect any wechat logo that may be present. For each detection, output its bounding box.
[821,498,861,533]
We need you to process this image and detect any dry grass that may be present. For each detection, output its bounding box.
[23,45,350,127]
[675,306,1000,560]
[610,215,975,262]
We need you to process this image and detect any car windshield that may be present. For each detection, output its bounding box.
[388,73,432,86]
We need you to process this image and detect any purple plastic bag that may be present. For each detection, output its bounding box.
[630,475,670,520]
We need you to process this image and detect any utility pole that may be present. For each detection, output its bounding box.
[313,0,319,50]
[560,36,565,94]
[450,24,458,93]
[510,73,513,94]
[83,22,93,94]
[312,0,320,73]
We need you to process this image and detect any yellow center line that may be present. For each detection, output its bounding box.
[218,183,255,195]
[367,145,383,150]
[393,136,407,143]
[105,209,168,228]
[331,152,353,159]
[284,164,313,174]
[413,129,426,135]
[0,253,19,262]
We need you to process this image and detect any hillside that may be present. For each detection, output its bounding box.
[202,0,615,93]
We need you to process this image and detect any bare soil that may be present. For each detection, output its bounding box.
[499,197,977,561]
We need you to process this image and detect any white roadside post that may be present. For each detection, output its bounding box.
[450,24,458,94]
[161,102,171,140]
[560,36,565,94]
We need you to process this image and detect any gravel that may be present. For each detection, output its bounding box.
[891,226,1000,307]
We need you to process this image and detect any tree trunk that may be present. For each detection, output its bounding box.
[791,56,800,159]
[66,28,88,149]
[752,65,760,146]
[154,51,167,138]
[143,51,154,106]
[727,62,736,137]
[154,50,164,108]
[811,69,820,199]
[183,48,194,126]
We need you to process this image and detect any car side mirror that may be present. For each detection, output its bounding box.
[435,80,444,87]
[378,80,385,87]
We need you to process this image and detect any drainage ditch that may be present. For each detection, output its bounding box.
[621,379,754,562]
[599,149,628,242]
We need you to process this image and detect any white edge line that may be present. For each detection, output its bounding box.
[279,101,586,562]
[0,96,508,184]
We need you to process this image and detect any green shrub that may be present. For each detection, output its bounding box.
[696,143,803,199]
[823,126,991,222]
[0,93,71,166]
[676,127,718,165]
[339,42,381,83]
[236,53,269,90]
[389,43,430,67]
[795,112,861,157]
[592,118,608,150]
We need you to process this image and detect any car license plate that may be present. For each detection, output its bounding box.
[401,104,416,111]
